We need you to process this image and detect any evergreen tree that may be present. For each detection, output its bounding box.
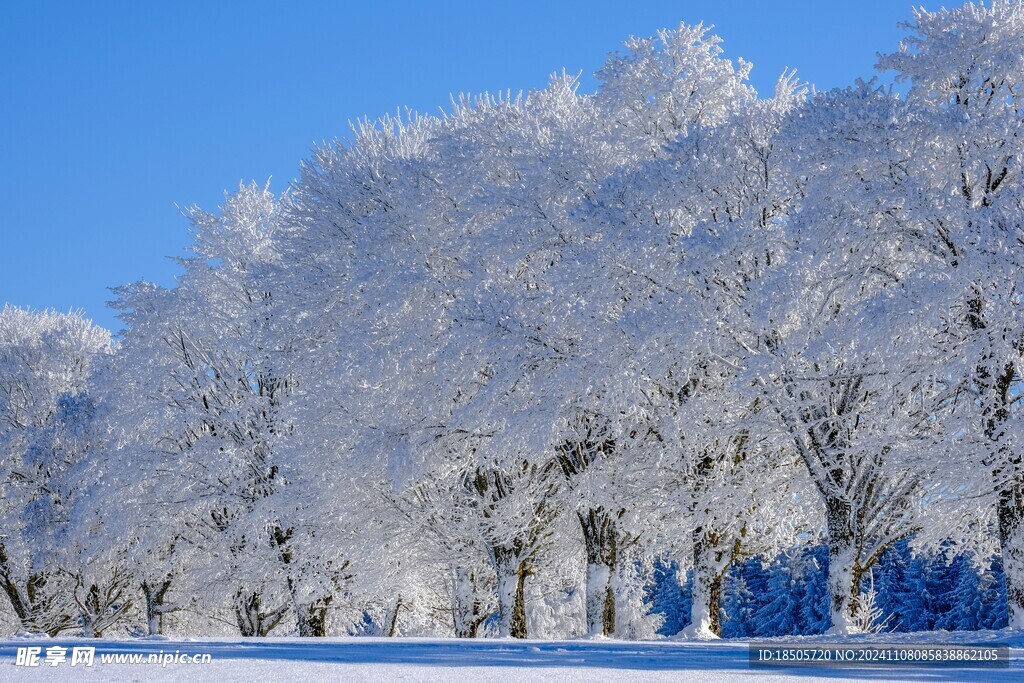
[873,543,907,632]
[754,557,800,636]
[979,557,1009,631]
[647,560,690,636]
[938,554,981,631]
[897,555,933,632]
[795,546,830,635]
[720,568,754,638]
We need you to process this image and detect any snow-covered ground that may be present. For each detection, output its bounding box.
[1,631,1021,682]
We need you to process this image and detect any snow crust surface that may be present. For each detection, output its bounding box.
[1,631,1021,682]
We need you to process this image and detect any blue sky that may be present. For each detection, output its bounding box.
[1,0,945,333]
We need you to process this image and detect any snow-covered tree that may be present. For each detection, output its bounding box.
[5,1,1024,643]
[747,81,960,633]
[111,184,355,636]
[878,0,1024,628]
[0,307,112,635]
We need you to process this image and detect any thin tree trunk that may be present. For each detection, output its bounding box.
[579,509,616,636]
[511,561,528,639]
[142,579,172,636]
[451,567,484,638]
[235,590,260,637]
[493,547,517,638]
[81,613,96,638]
[0,576,32,631]
[382,594,402,637]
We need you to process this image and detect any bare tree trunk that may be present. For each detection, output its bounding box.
[81,613,96,638]
[142,579,172,636]
[235,590,260,637]
[0,573,36,632]
[0,546,70,636]
[295,596,331,637]
[579,509,616,636]
[967,302,1024,628]
[74,580,131,638]
[687,529,735,638]
[986,361,1024,628]
[823,496,863,634]
[997,483,1024,628]
[233,588,287,637]
[451,567,485,638]
[493,547,517,638]
[512,563,528,639]
[382,594,402,637]
[492,546,529,638]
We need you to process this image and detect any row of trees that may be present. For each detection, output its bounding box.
[1,1,1022,640]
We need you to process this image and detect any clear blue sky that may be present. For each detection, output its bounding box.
[1,0,945,333]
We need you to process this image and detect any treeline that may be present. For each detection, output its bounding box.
[1,1,1023,641]
[650,542,1009,637]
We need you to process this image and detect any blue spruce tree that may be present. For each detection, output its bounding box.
[979,556,1008,631]
[754,556,800,637]
[795,545,830,635]
[721,567,755,638]
[935,554,981,631]
[647,558,691,636]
